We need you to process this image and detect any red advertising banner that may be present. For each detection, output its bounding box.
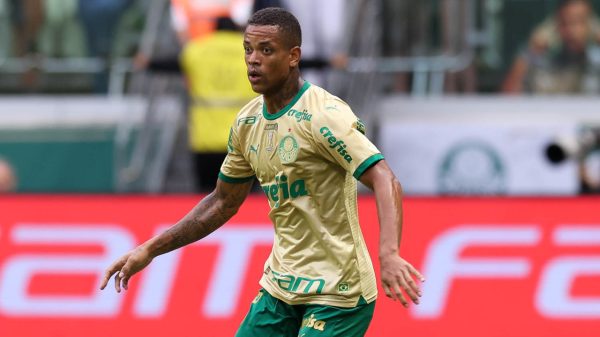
[0,195,599,337]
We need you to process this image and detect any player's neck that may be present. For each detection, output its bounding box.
[264,71,303,115]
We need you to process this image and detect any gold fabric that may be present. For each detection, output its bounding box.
[221,82,383,307]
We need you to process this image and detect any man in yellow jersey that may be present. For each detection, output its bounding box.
[101,7,424,336]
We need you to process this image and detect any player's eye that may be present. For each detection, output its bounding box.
[244,46,252,54]
[262,47,272,54]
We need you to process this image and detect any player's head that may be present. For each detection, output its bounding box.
[556,0,593,53]
[244,7,302,95]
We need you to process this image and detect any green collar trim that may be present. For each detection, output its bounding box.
[262,81,311,120]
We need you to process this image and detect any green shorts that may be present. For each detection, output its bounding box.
[235,289,375,337]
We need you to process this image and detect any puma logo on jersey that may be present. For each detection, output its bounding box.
[319,127,353,163]
[249,144,259,154]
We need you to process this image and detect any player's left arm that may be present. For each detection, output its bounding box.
[360,160,425,308]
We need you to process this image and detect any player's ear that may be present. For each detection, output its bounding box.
[289,46,301,68]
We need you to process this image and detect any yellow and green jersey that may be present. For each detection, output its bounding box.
[220,82,383,307]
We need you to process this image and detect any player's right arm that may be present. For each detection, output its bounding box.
[100,178,253,293]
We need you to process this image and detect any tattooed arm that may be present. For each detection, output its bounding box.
[100,179,254,292]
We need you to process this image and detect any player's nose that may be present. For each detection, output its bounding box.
[246,50,261,65]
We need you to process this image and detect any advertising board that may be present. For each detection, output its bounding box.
[0,196,599,336]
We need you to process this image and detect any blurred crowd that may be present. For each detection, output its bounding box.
[2,0,600,95]
[0,0,145,92]
[503,0,600,94]
[0,0,139,58]
[3,0,600,193]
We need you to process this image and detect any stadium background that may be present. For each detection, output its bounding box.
[1,0,599,336]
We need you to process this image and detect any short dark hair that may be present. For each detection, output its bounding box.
[247,7,302,48]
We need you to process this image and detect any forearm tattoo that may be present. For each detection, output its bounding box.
[151,183,250,256]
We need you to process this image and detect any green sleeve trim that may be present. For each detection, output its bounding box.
[353,153,384,180]
[262,81,311,120]
[218,172,254,184]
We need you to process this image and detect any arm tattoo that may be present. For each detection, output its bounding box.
[149,182,251,257]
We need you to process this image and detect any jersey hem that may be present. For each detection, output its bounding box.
[218,172,254,183]
[353,153,384,180]
[262,81,311,120]
[260,280,377,308]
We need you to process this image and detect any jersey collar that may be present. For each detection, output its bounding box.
[262,81,311,121]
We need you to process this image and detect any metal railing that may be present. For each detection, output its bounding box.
[342,0,487,98]
[0,56,135,95]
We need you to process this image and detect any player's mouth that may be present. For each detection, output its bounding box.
[248,70,262,83]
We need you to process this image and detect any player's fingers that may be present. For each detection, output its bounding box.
[402,269,422,297]
[119,260,136,291]
[382,283,398,302]
[384,283,401,302]
[114,270,124,293]
[100,267,117,290]
[101,255,130,289]
[407,263,425,282]
[392,282,409,308]
[100,258,125,290]
[398,273,419,304]
[122,274,131,291]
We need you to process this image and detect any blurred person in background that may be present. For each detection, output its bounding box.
[503,0,600,94]
[133,1,277,192]
[170,0,228,45]
[381,0,431,92]
[6,0,43,90]
[37,0,85,58]
[134,0,258,69]
[135,0,276,68]
[181,16,256,192]
[78,0,134,93]
[170,0,253,45]
[440,0,477,93]
[281,0,348,88]
[0,158,17,193]
[0,0,10,58]
[8,0,43,57]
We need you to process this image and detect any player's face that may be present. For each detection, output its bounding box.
[557,1,592,53]
[243,25,299,95]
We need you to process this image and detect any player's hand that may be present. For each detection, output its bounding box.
[379,254,424,308]
[100,246,153,293]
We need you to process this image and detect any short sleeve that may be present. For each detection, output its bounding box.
[219,125,255,183]
[311,102,383,180]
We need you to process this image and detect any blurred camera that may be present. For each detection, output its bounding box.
[545,128,600,164]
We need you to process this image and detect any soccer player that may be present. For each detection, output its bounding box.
[101,7,424,336]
